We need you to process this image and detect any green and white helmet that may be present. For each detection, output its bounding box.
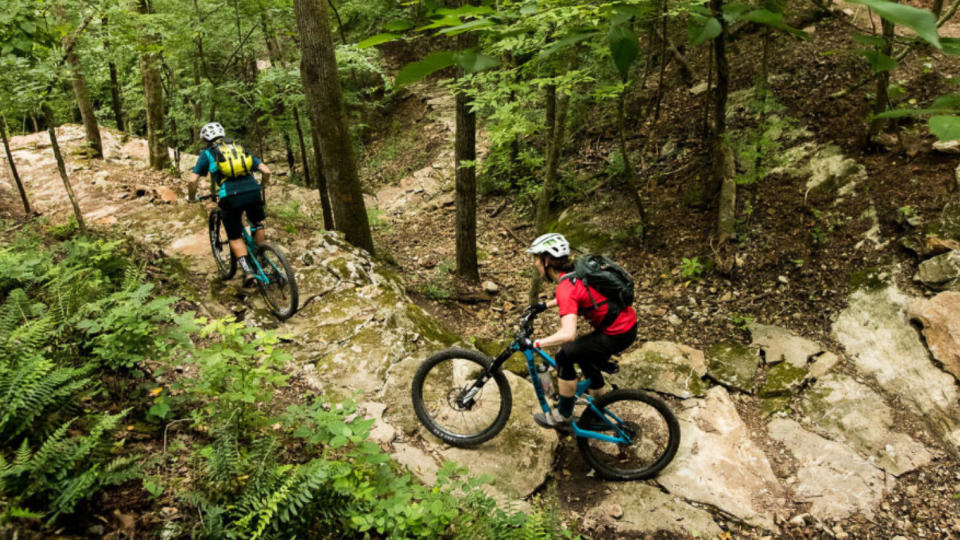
[526,233,570,258]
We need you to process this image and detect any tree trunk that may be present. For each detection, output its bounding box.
[294,0,373,252]
[137,0,169,170]
[65,47,102,158]
[934,0,945,18]
[310,122,335,230]
[529,84,570,303]
[1,114,31,215]
[43,104,87,234]
[710,0,736,272]
[454,2,480,282]
[293,108,313,188]
[618,90,647,230]
[103,17,126,132]
[869,11,896,140]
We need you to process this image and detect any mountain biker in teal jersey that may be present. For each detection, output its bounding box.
[187,122,272,286]
[525,233,639,430]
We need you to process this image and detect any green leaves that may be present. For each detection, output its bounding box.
[395,51,457,88]
[930,116,960,140]
[689,17,722,47]
[538,30,600,59]
[395,50,500,88]
[858,50,899,72]
[742,9,809,39]
[845,0,941,48]
[356,33,399,49]
[608,23,639,82]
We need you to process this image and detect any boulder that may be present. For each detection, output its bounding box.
[748,322,822,368]
[657,387,784,530]
[798,374,932,476]
[758,362,807,397]
[120,139,150,161]
[584,483,722,538]
[908,292,960,381]
[833,283,960,453]
[768,419,890,520]
[802,145,866,200]
[706,342,760,393]
[914,250,960,289]
[617,341,709,398]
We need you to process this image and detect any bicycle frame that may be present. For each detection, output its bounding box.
[238,223,284,286]
[478,340,635,445]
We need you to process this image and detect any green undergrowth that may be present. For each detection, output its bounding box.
[0,222,576,539]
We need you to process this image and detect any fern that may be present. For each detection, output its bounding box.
[0,355,95,444]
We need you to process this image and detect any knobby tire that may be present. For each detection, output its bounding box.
[208,209,236,279]
[411,348,512,447]
[576,388,680,481]
[255,243,299,320]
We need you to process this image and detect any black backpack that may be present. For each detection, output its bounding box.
[561,255,635,329]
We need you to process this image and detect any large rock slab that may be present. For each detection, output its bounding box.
[658,387,783,530]
[914,250,960,289]
[748,322,822,368]
[798,374,932,476]
[706,342,760,393]
[768,419,889,520]
[584,483,722,538]
[618,341,709,398]
[833,283,960,453]
[908,292,960,381]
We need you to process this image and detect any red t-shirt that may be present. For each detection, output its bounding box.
[554,274,637,335]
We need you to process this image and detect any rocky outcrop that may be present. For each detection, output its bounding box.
[584,483,722,538]
[908,292,960,381]
[706,342,760,393]
[768,419,890,520]
[833,284,960,453]
[914,250,960,289]
[617,341,708,398]
[748,322,822,368]
[658,387,784,530]
[798,374,933,476]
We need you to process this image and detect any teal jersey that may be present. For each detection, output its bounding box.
[192,148,263,199]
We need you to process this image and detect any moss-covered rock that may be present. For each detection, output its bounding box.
[759,362,807,398]
[618,341,709,398]
[706,342,760,393]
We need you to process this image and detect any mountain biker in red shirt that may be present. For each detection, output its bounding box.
[525,233,638,430]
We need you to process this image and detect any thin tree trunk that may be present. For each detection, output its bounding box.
[295,0,373,252]
[454,1,480,282]
[43,105,87,234]
[1,114,31,215]
[869,11,895,140]
[310,122,335,229]
[618,90,646,229]
[293,108,313,188]
[137,0,169,170]
[103,17,126,132]
[934,0,945,18]
[65,47,103,158]
[711,0,736,271]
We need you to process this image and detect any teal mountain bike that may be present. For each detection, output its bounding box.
[411,307,680,480]
[201,195,299,320]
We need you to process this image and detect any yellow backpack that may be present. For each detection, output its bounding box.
[211,139,254,178]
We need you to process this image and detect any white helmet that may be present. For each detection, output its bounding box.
[526,233,570,258]
[199,122,225,142]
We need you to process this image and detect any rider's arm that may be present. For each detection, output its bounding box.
[257,162,271,187]
[187,172,200,200]
[536,313,577,348]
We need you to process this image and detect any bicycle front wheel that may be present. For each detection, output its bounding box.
[576,388,680,481]
[208,209,236,280]
[255,243,299,320]
[411,348,512,447]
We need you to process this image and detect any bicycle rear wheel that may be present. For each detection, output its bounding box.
[576,388,680,481]
[208,209,236,279]
[411,348,512,447]
[255,243,299,320]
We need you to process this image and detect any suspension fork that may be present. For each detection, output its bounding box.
[455,347,515,409]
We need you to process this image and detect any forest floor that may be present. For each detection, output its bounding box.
[362,5,960,539]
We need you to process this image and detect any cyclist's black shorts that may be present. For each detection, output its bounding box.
[556,324,638,389]
[219,190,265,240]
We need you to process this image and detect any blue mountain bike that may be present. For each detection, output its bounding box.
[200,194,299,320]
[411,307,680,480]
